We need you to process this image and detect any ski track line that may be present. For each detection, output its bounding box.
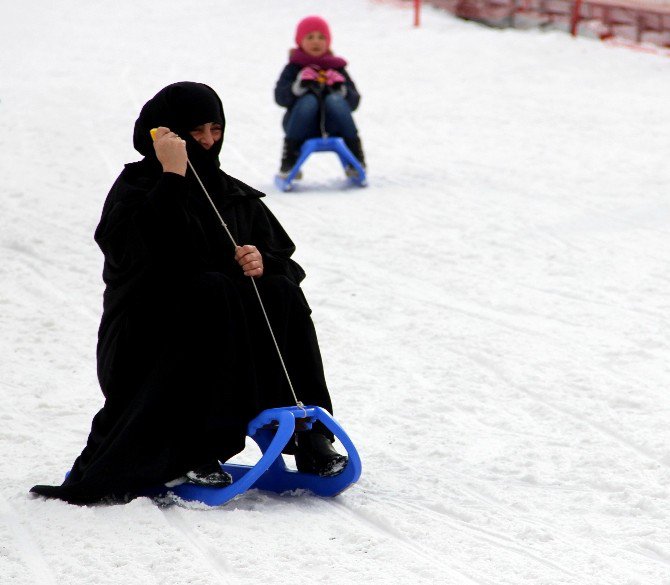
[159,505,233,584]
[3,197,92,237]
[362,457,634,583]
[338,208,669,332]
[517,281,670,324]
[480,355,660,459]
[345,267,597,349]
[5,248,99,323]
[121,65,142,115]
[536,201,670,250]
[9,208,95,255]
[225,141,267,182]
[92,141,122,183]
[4,211,91,265]
[544,224,670,266]
[377,485,561,543]
[364,494,620,585]
[467,351,668,469]
[366,462,560,533]
[362,473,636,585]
[325,498,493,585]
[362,484,587,580]
[629,542,670,568]
[583,204,670,240]
[0,496,59,585]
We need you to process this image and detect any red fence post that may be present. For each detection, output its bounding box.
[570,0,583,35]
[415,0,422,26]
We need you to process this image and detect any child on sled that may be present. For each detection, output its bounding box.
[274,15,365,179]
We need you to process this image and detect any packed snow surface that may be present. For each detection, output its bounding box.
[1,1,669,583]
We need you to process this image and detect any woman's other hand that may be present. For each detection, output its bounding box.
[235,245,264,278]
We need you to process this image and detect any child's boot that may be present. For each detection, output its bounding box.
[344,137,366,178]
[279,138,302,178]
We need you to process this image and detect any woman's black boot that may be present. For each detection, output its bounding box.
[295,431,348,477]
[185,461,233,487]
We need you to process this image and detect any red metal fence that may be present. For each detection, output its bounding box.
[421,0,670,47]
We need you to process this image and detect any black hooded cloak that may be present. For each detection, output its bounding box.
[30,82,333,504]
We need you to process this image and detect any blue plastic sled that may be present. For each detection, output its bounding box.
[145,405,362,507]
[275,137,367,191]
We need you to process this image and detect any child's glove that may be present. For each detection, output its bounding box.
[324,69,346,86]
[299,66,322,82]
[291,66,320,96]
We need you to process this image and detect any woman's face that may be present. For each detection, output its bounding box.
[189,122,223,150]
[301,31,328,57]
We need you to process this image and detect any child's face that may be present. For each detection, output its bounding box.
[301,31,328,57]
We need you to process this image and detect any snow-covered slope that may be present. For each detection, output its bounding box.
[1,1,669,583]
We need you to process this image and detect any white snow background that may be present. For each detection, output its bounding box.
[1,0,670,583]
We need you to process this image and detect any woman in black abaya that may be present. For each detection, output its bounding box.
[31,82,345,504]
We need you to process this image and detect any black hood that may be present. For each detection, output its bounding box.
[133,82,226,170]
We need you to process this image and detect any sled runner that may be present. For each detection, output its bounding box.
[274,137,367,192]
[146,405,362,506]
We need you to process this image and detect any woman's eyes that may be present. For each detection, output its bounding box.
[191,125,222,137]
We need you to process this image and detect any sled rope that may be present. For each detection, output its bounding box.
[313,85,328,139]
[187,159,304,409]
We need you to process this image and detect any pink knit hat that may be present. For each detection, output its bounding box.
[295,15,331,49]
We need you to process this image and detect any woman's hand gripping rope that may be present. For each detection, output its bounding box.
[150,127,299,404]
[235,245,264,278]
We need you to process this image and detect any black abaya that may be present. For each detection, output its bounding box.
[30,82,333,504]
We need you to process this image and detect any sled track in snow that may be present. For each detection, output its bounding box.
[322,498,491,585]
[356,461,610,583]
[352,490,624,585]
[463,350,669,469]
[628,541,670,568]
[0,496,59,585]
[7,255,99,324]
[1,214,100,325]
[159,506,233,584]
[516,282,669,324]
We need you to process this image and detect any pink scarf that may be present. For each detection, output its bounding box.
[289,48,347,70]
